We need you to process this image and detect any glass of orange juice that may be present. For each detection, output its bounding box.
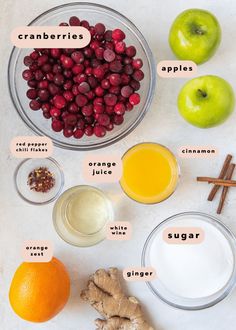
[120,143,180,204]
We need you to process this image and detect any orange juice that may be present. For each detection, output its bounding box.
[120,143,179,204]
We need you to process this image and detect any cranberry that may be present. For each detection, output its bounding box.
[53,73,64,86]
[26,89,37,99]
[78,82,90,94]
[94,103,104,114]
[109,74,122,86]
[46,72,54,81]
[85,125,94,136]
[63,91,74,102]
[77,118,85,129]
[64,80,73,90]
[104,30,112,41]
[132,69,144,81]
[63,128,74,138]
[84,47,94,58]
[85,67,93,76]
[80,20,90,29]
[60,55,74,69]
[37,55,48,66]
[112,29,126,41]
[97,114,110,126]
[130,79,140,91]
[124,64,133,75]
[43,112,51,119]
[109,86,120,95]
[115,41,126,54]
[121,85,133,98]
[28,80,37,88]
[69,16,80,26]
[113,114,124,125]
[94,125,106,137]
[93,66,105,79]
[82,104,93,116]
[53,95,66,109]
[51,119,64,132]
[126,102,134,111]
[68,102,79,113]
[104,93,117,106]
[95,86,104,97]
[71,51,84,63]
[38,89,50,101]
[95,47,104,60]
[106,122,114,131]
[85,116,94,125]
[50,107,61,118]
[35,70,44,81]
[42,63,52,73]
[38,80,49,89]
[86,91,95,100]
[90,40,101,50]
[88,76,98,88]
[129,93,140,105]
[101,79,110,89]
[30,51,39,60]
[74,128,84,139]
[59,22,69,26]
[29,100,41,110]
[64,114,78,127]
[51,49,61,58]
[132,58,143,69]
[95,23,105,35]
[103,49,115,63]
[41,103,51,113]
[75,94,88,107]
[22,69,34,81]
[63,69,73,78]
[121,73,130,85]
[23,56,33,66]
[109,60,122,73]
[105,106,114,115]
[48,83,60,95]
[114,103,125,115]
[126,46,136,57]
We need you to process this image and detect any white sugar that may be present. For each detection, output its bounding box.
[150,217,234,298]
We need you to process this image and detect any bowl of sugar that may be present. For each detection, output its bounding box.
[142,212,236,310]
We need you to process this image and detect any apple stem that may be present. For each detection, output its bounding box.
[195,28,204,35]
[198,89,207,98]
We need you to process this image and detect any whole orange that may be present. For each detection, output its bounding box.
[9,257,70,322]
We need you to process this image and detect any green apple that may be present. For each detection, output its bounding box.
[178,75,235,128]
[169,9,221,64]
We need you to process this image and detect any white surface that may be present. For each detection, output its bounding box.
[1,0,236,329]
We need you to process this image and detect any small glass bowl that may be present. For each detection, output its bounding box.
[53,185,114,247]
[142,212,236,310]
[14,157,64,205]
[8,2,156,150]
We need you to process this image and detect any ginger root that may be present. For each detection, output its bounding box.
[81,267,154,330]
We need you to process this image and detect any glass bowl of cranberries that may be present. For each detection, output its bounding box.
[8,3,156,150]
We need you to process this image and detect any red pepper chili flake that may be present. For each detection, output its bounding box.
[27,167,55,193]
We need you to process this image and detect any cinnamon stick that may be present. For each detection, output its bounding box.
[197,177,236,187]
[217,164,235,214]
[208,154,232,201]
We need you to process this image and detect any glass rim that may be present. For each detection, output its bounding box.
[141,211,236,310]
[120,142,180,204]
[8,2,157,151]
